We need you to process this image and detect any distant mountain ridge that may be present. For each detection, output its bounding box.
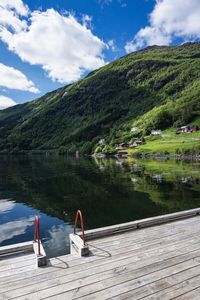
[0,42,200,154]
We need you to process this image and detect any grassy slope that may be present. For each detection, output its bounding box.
[0,42,200,154]
[129,117,200,156]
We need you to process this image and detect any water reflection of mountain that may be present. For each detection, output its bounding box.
[0,155,199,230]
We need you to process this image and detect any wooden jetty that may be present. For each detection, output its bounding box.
[1,208,200,299]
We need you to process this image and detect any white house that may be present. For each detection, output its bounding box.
[98,138,106,145]
[131,127,139,132]
[151,130,162,135]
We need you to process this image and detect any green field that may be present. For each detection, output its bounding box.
[129,136,200,155]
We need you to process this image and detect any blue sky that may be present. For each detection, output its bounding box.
[0,0,200,109]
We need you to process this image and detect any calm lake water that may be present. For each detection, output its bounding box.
[0,155,199,257]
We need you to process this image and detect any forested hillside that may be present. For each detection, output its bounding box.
[0,42,200,154]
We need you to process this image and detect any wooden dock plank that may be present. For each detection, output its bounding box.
[0,252,35,266]
[140,274,200,300]
[83,208,200,240]
[0,241,33,255]
[1,241,200,298]
[87,216,200,246]
[1,228,200,289]
[87,226,200,254]
[6,246,200,300]
[1,210,200,300]
[3,234,200,298]
[35,259,200,300]
[0,254,37,272]
[111,272,200,300]
[2,239,200,296]
[173,286,200,300]
[0,214,199,288]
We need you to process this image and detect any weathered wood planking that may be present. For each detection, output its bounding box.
[82,208,200,240]
[0,241,47,281]
[1,209,200,299]
[1,223,200,285]
[0,241,33,257]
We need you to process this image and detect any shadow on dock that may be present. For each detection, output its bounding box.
[87,243,112,258]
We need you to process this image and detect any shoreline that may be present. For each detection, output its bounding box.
[0,150,199,162]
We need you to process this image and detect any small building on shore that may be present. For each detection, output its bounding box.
[151,130,162,135]
[177,125,199,133]
[98,138,106,145]
[129,140,143,148]
[130,127,139,132]
[116,143,129,150]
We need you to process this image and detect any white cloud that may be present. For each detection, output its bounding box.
[98,0,112,5]
[0,0,28,32]
[125,0,200,53]
[108,39,117,52]
[0,96,17,110]
[0,0,29,16]
[82,14,93,28]
[98,0,127,8]
[0,5,107,84]
[0,63,39,93]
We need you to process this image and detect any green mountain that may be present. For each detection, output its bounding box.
[0,42,200,154]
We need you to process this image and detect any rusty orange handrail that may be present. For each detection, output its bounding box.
[74,210,85,245]
[34,216,41,256]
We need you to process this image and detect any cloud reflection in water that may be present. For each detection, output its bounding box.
[0,216,34,243]
[0,199,16,213]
